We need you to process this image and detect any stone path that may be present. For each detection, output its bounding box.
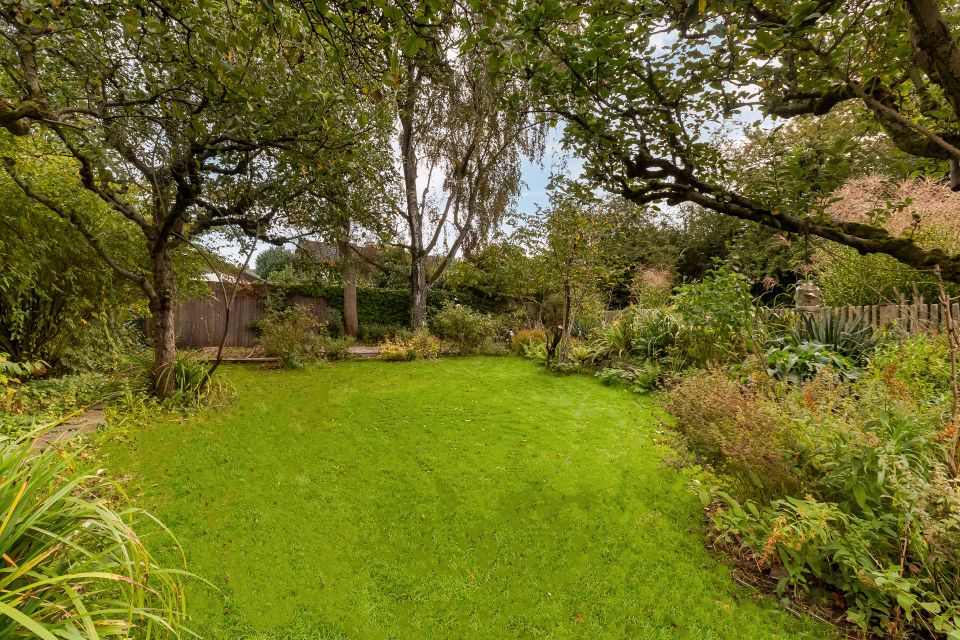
[30,404,106,452]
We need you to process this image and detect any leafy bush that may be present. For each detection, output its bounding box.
[511,328,545,355]
[0,352,45,388]
[673,267,758,365]
[378,338,415,361]
[378,330,440,361]
[57,314,146,374]
[665,370,798,501]
[4,372,116,418]
[764,340,858,384]
[358,323,408,344]
[0,440,187,637]
[595,362,660,392]
[324,336,355,361]
[678,359,960,637]
[868,331,952,405]
[409,330,441,359]
[292,283,463,329]
[324,307,344,339]
[429,301,495,354]
[257,305,324,369]
[589,307,681,364]
[712,405,960,637]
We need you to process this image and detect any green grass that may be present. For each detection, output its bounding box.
[102,357,828,639]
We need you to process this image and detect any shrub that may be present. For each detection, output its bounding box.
[0,352,46,388]
[324,307,344,339]
[358,323,407,344]
[257,305,324,369]
[378,338,415,361]
[57,314,146,374]
[673,267,758,365]
[595,362,660,392]
[665,370,798,501]
[324,336,355,361]
[764,340,858,384]
[712,408,960,638]
[867,331,951,405]
[0,440,187,637]
[378,330,440,361]
[429,301,495,354]
[5,371,115,417]
[586,308,681,366]
[409,330,441,359]
[511,328,545,355]
[521,340,547,363]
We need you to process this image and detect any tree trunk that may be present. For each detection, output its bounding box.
[150,245,177,399]
[339,239,359,338]
[410,254,428,330]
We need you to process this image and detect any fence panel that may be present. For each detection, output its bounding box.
[153,286,330,348]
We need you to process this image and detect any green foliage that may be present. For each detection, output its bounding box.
[440,243,541,312]
[358,323,408,345]
[764,341,858,385]
[0,440,187,637]
[595,363,660,393]
[670,350,960,637]
[257,305,324,370]
[165,352,213,401]
[292,283,456,331]
[673,267,758,366]
[588,308,681,364]
[868,332,952,405]
[712,404,960,637]
[665,370,799,502]
[795,311,877,363]
[521,339,547,363]
[815,247,944,307]
[429,301,495,354]
[57,314,147,375]
[510,328,545,355]
[256,247,295,280]
[0,140,141,364]
[0,353,46,388]
[323,336,355,361]
[3,372,115,419]
[324,307,344,339]
[378,330,440,361]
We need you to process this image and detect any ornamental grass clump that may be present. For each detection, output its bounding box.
[0,440,188,639]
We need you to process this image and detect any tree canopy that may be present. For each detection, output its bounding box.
[487,0,960,280]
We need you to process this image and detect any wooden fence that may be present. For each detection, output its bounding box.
[809,302,954,332]
[603,302,955,333]
[160,286,329,348]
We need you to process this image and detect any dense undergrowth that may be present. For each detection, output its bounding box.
[525,265,960,638]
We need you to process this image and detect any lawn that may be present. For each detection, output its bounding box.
[102,357,827,639]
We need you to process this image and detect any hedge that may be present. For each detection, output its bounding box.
[287,284,468,328]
